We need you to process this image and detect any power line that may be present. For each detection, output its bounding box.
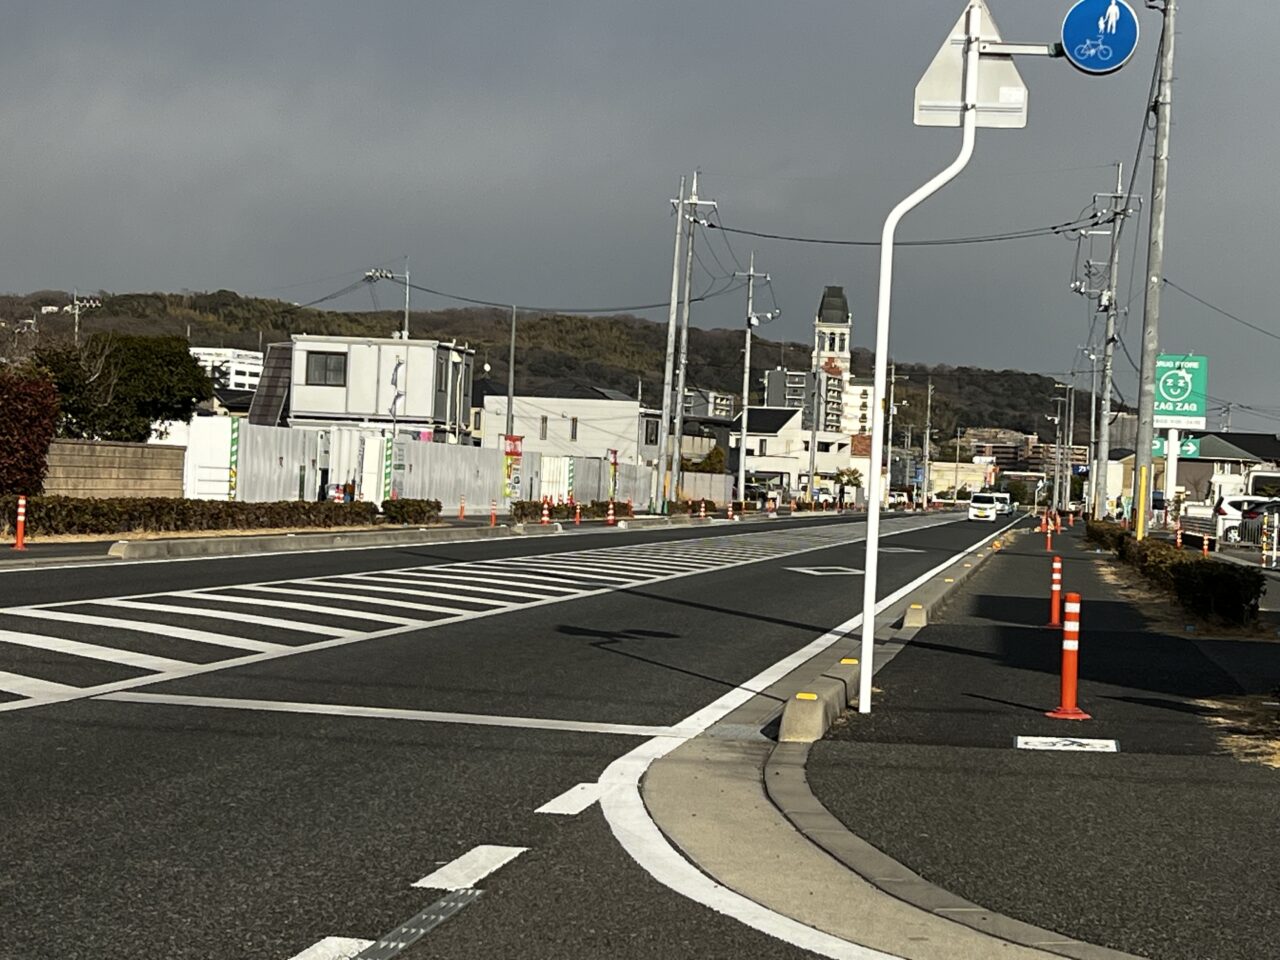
[704,212,1104,248]
[392,276,744,316]
[1163,278,1280,343]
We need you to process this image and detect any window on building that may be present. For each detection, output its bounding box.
[759,438,767,456]
[838,334,846,352]
[305,352,347,386]
[644,419,659,445]
[539,415,548,440]
[570,417,578,441]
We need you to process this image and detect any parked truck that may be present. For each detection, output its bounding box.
[1180,468,1280,544]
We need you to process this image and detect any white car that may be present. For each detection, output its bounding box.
[968,492,999,522]
[1215,495,1271,543]
[990,492,1012,515]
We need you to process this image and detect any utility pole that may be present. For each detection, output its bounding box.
[734,252,771,505]
[402,256,411,339]
[69,290,101,347]
[884,365,907,503]
[1081,346,1099,516]
[1133,0,1178,540]
[1222,402,1234,432]
[505,305,517,437]
[1050,400,1065,512]
[1066,384,1075,508]
[922,378,934,508]
[654,175,686,512]
[953,425,961,501]
[806,323,821,503]
[669,172,716,507]
[1091,162,1130,520]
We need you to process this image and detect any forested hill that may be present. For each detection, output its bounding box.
[2,289,1071,440]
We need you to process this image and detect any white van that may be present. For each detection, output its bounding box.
[990,492,1012,515]
[968,492,998,522]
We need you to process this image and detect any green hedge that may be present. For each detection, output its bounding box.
[0,495,378,536]
[1087,519,1264,625]
[380,499,443,525]
[509,500,635,523]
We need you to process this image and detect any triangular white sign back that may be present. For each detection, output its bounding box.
[913,0,1028,129]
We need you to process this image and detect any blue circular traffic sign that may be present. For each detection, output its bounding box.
[1061,0,1140,75]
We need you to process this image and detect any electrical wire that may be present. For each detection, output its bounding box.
[704,212,1104,248]
[387,277,743,316]
[1163,279,1280,343]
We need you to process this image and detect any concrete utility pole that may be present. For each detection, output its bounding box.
[1050,399,1065,512]
[1093,163,1127,520]
[1065,384,1075,508]
[734,251,771,504]
[402,256,411,339]
[884,365,907,502]
[654,175,686,512]
[953,425,962,500]
[807,323,821,503]
[69,290,101,347]
[1133,0,1178,540]
[505,305,517,437]
[670,173,717,506]
[922,378,934,506]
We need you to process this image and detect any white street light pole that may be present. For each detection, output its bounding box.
[859,2,981,715]
[654,176,686,512]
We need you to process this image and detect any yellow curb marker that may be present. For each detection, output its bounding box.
[796,692,818,701]
[839,658,859,665]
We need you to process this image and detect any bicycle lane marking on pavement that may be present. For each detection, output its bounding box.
[596,515,1023,960]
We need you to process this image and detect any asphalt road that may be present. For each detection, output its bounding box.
[811,529,1280,960]
[0,512,1006,959]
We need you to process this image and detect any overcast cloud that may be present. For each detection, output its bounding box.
[2,2,1275,428]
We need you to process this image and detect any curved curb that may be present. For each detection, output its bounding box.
[764,738,1143,960]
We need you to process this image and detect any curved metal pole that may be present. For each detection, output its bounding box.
[859,2,981,714]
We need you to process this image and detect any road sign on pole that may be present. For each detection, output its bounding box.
[1153,354,1208,430]
[1152,435,1200,458]
[1061,0,1140,75]
[915,0,1027,128]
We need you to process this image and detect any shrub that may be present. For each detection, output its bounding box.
[1091,522,1264,626]
[0,496,378,536]
[380,498,443,525]
[0,370,59,496]
[509,499,635,522]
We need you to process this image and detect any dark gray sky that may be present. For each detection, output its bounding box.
[3,2,1275,428]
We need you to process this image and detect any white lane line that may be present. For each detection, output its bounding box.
[166,590,419,626]
[285,936,374,960]
[353,573,546,600]
[597,516,1019,960]
[392,568,583,593]
[0,608,288,653]
[227,585,468,617]
[485,559,637,582]
[411,845,527,891]
[468,561,625,584]
[98,599,347,636]
[535,782,604,816]
[0,670,81,698]
[310,579,509,608]
[0,630,192,673]
[97,691,682,737]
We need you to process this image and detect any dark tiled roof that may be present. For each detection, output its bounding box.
[213,387,255,413]
[733,407,799,435]
[1197,432,1280,462]
[816,286,850,326]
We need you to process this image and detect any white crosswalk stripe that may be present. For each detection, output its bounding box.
[0,516,955,712]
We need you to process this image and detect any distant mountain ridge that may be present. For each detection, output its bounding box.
[1,289,1072,440]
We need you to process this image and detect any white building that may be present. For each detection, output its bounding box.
[811,286,872,436]
[248,334,474,441]
[190,347,264,391]
[729,406,867,496]
[482,394,642,462]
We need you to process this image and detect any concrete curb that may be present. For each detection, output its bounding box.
[107,524,518,559]
[763,743,1141,960]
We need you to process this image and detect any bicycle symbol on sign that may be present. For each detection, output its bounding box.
[1074,35,1113,62]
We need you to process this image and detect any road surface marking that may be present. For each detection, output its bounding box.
[0,608,290,653]
[165,591,419,626]
[387,568,582,593]
[597,515,1021,960]
[351,889,484,959]
[96,691,682,737]
[785,566,864,576]
[535,782,604,816]
[0,516,948,714]
[411,846,527,891]
[0,629,192,673]
[220,586,467,617]
[0,670,80,698]
[485,559,637,582]
[286,937,373,960]
[313,579,509,607]
[97,599,346,635]
[1016,736,1118,752]
[349,573,547,600]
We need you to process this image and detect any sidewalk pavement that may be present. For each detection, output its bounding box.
[808,528,1280,960]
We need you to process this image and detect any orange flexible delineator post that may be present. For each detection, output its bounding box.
[489,499,496,528]
[1047,592,1090,720]
[14,495,27,551]
[1047,556,1062,627]
[606,500,616,526]
[540,500,550,525]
